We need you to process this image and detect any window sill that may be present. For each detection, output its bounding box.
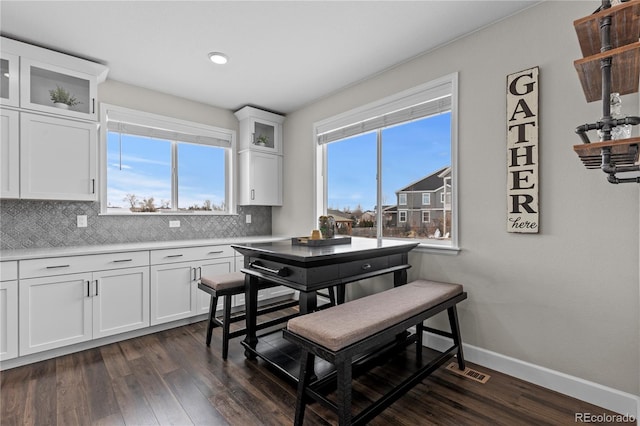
[414,243,460,255]
[99,211,238,217]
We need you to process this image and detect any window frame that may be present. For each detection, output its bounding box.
[422,210,431,223]
[313,73,459,252]
[99,103,236,215]
[399,193,407,205]
[422,193,431,205]
[399,210,408,223]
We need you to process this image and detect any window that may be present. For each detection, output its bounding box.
[315,74,458,248]
[100,104,235,214]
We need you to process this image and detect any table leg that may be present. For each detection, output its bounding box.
[298,290,317,314]
[394,268,408,287]
[243,273,259,359]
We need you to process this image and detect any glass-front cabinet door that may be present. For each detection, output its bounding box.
[0,52,19,107]
[252,119,279,152]
[20,58,97,120]
[234,106,284,154]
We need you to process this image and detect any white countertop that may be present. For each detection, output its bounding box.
[0,235,289,262]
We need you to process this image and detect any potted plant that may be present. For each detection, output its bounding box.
[49,85,80,109]
[254,134,269,146]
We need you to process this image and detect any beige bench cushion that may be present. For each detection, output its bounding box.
[287,279,463,352]
[200,271,245,292]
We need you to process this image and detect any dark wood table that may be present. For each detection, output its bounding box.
[232,237,419,381]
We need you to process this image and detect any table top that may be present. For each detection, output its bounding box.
[232,237,419,266]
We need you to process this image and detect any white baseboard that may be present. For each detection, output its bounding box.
[423,331,640,418]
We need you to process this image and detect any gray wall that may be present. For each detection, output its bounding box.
[0,80,271,249]
[275,1,640,395]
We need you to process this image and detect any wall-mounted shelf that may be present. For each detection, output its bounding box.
[572,0,640,184]
[574,42,640,102]
[574,137,640,168]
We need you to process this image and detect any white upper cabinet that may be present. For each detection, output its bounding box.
[0,52,19,107]
[0,108,19,198]
[235,106,285,206]
[235,106,284,155]
[20,112,98,201]
[1,37,108,122]
[20,58,98,121]
[0,37,107,201]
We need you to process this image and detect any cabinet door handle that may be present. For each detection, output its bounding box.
[112,259,133,263]
[91,179,96,194]
[166,254,183,258]
[251,189,255,200]
[95,280,99,296]
[197,267,202,280]
[47,264,70,269]
[87,280,91,297]
[92,98,95,114]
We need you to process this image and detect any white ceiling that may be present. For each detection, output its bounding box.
[1,1,540,114]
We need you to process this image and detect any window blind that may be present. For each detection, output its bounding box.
[105,108,232,148]
[316,83,452,145]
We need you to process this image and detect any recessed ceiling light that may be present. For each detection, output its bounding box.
[208,52,228,65]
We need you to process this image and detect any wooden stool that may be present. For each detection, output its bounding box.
[198,271,298,359]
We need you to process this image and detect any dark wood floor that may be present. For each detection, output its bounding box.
[1,316,623,426]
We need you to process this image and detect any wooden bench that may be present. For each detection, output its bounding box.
[198,272,299,359]
[282,279,467,425]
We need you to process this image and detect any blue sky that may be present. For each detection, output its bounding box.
[106,133,225,210]
[327,112,451,211]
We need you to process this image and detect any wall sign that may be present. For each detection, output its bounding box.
[506,67,539,233]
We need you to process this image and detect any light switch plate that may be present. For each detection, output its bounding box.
[246,214,252,224]
[77,215,87,228]
[169,220,180,228]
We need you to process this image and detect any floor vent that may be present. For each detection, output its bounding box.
[445,362,491,384]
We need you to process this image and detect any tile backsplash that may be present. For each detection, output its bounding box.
[0,200,271,249]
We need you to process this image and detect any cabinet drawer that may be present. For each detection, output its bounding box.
[150,245,235,265]
[20,251,149,279]
[339,255,389,278]
[1,261,18,281]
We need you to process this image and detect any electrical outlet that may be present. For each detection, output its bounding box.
[169,220,180,228]
[77,215,87,228]
[246,214,252,224]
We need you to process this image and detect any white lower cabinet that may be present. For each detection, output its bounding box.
[0,261,18,361]
[18,252,149,356]
[150,245,235,326]
[19,273,93,355]
[92,267,149,339]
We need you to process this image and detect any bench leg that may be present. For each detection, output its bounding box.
[336,358,352,426]
[206,294,219,347]
[415,321,424,361]
[447,306,465,370]
[222,294,233,360]
[294,350,315,426]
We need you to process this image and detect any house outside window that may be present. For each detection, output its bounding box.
[315,74,458,249]
[100,104,235,214]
